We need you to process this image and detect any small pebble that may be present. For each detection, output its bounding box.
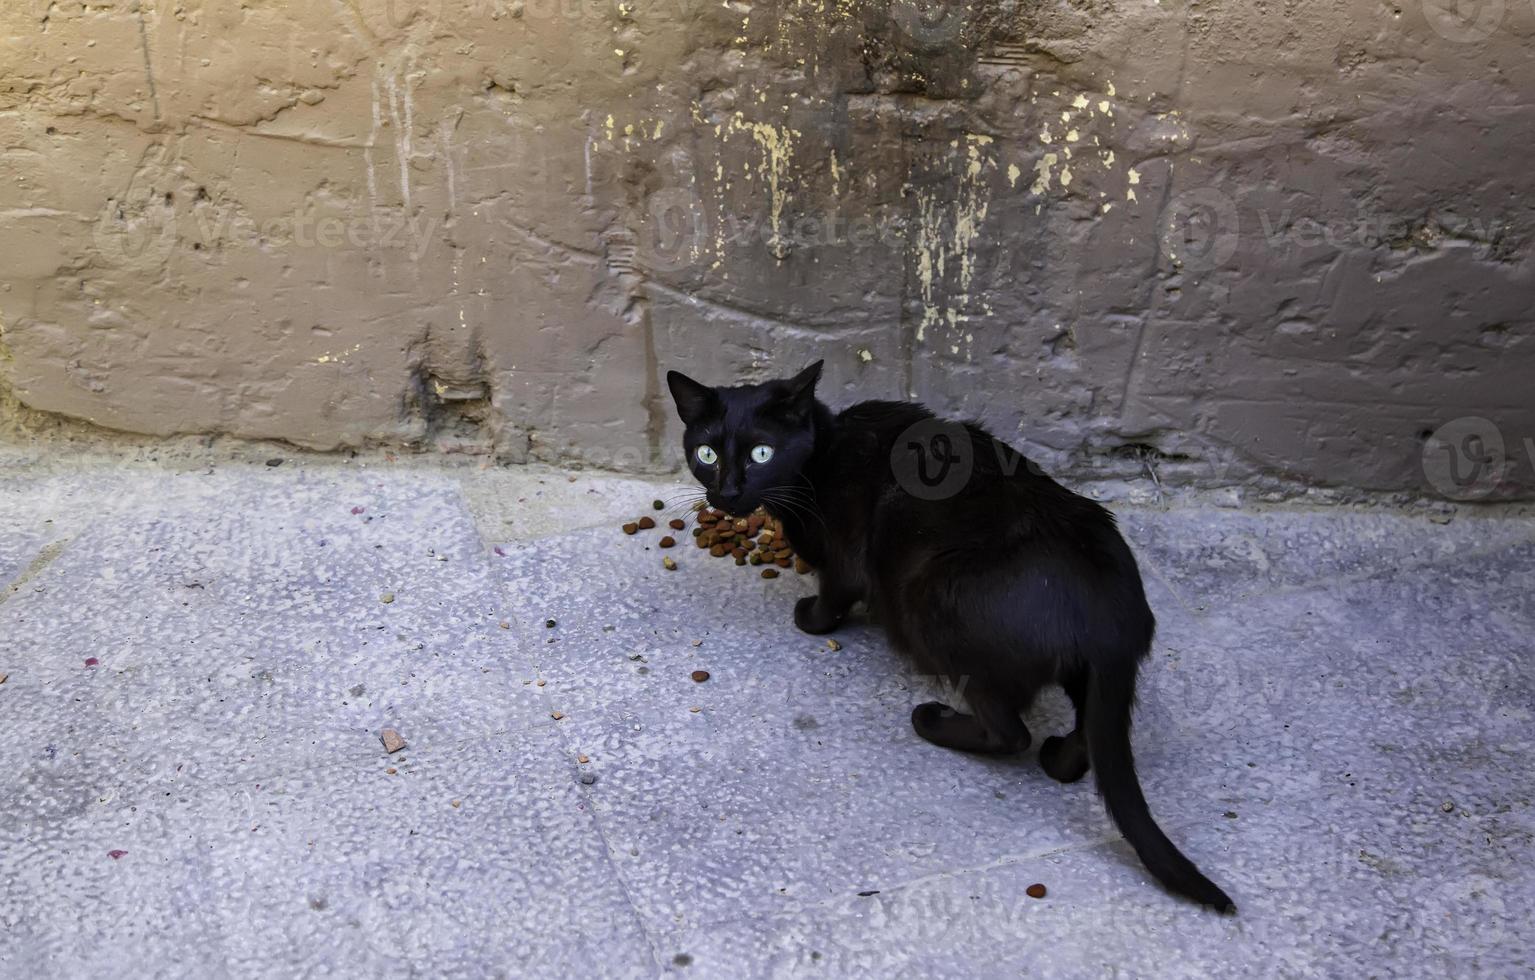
[826,639,842,651]
[265,458,284,467]
[385,768,397,776]
[499,621,510,630]
[380,593,395,604]
[536,679,546,687]
[545,619,557,628]
[551,711,565,720]
[1026,883,1047,899]
[689,706,701,713]
[380,729,407,754]
[0,673,7,684]
[1441,801,1455,813]
[451,800,462,809]
[580,773,597,785]
[108,850,128,860]
[85,658,99,667]
[577,754,590,764]
[691,670,710,683]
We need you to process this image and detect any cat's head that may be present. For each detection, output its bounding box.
[665,360,823,516]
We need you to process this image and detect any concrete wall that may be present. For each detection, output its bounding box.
[1,0,1532,498]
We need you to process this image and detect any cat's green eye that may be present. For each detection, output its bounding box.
[695,445,718,466]
[751,444,774,464]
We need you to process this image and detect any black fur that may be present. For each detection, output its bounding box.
[667,361,1234,912]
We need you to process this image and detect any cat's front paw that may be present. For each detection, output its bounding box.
[794,595,843,635]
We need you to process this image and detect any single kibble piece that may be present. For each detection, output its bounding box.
[652,499,665,511]
[668,518,686,531]
[545,619,557,629]
[735,557,747,566]
[710,544,729,558]
[827,639,842,652]
[1026,883,1047,899]
[637,516,656,530]
[663,556,678,570]
[795,558,811,574]
[622,522,639,535]
[691,670,710,683]
[761,568,780,579]
[659,536,676,548]
[775,557,792,568]
[380,729,406,754]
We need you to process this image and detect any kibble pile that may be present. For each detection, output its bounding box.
[623,500,811,579]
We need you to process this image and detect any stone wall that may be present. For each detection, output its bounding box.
[2,0,1532,498]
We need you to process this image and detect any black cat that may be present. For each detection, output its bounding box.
[667,360,1234,912]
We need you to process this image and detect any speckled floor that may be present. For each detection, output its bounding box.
[1,451,1531,977]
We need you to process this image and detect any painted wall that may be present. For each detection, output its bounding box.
[1,0,1532,499]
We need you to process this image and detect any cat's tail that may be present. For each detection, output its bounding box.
[1085,666,1235,912]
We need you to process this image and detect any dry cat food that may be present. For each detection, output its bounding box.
[621,503,811,578]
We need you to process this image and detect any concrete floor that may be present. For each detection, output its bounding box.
[1,448,1532,978]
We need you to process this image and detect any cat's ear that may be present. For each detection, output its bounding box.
[666,370,718,426]
[785,360,823,401]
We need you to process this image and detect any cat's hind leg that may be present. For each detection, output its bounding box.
[1040,669,1091,783]
[911,685,1030,755]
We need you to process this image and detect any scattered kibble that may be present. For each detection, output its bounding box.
[380,729,407,754]
[691,670,710,683]
[623,506,802,578]
[1026,883,1047,899]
